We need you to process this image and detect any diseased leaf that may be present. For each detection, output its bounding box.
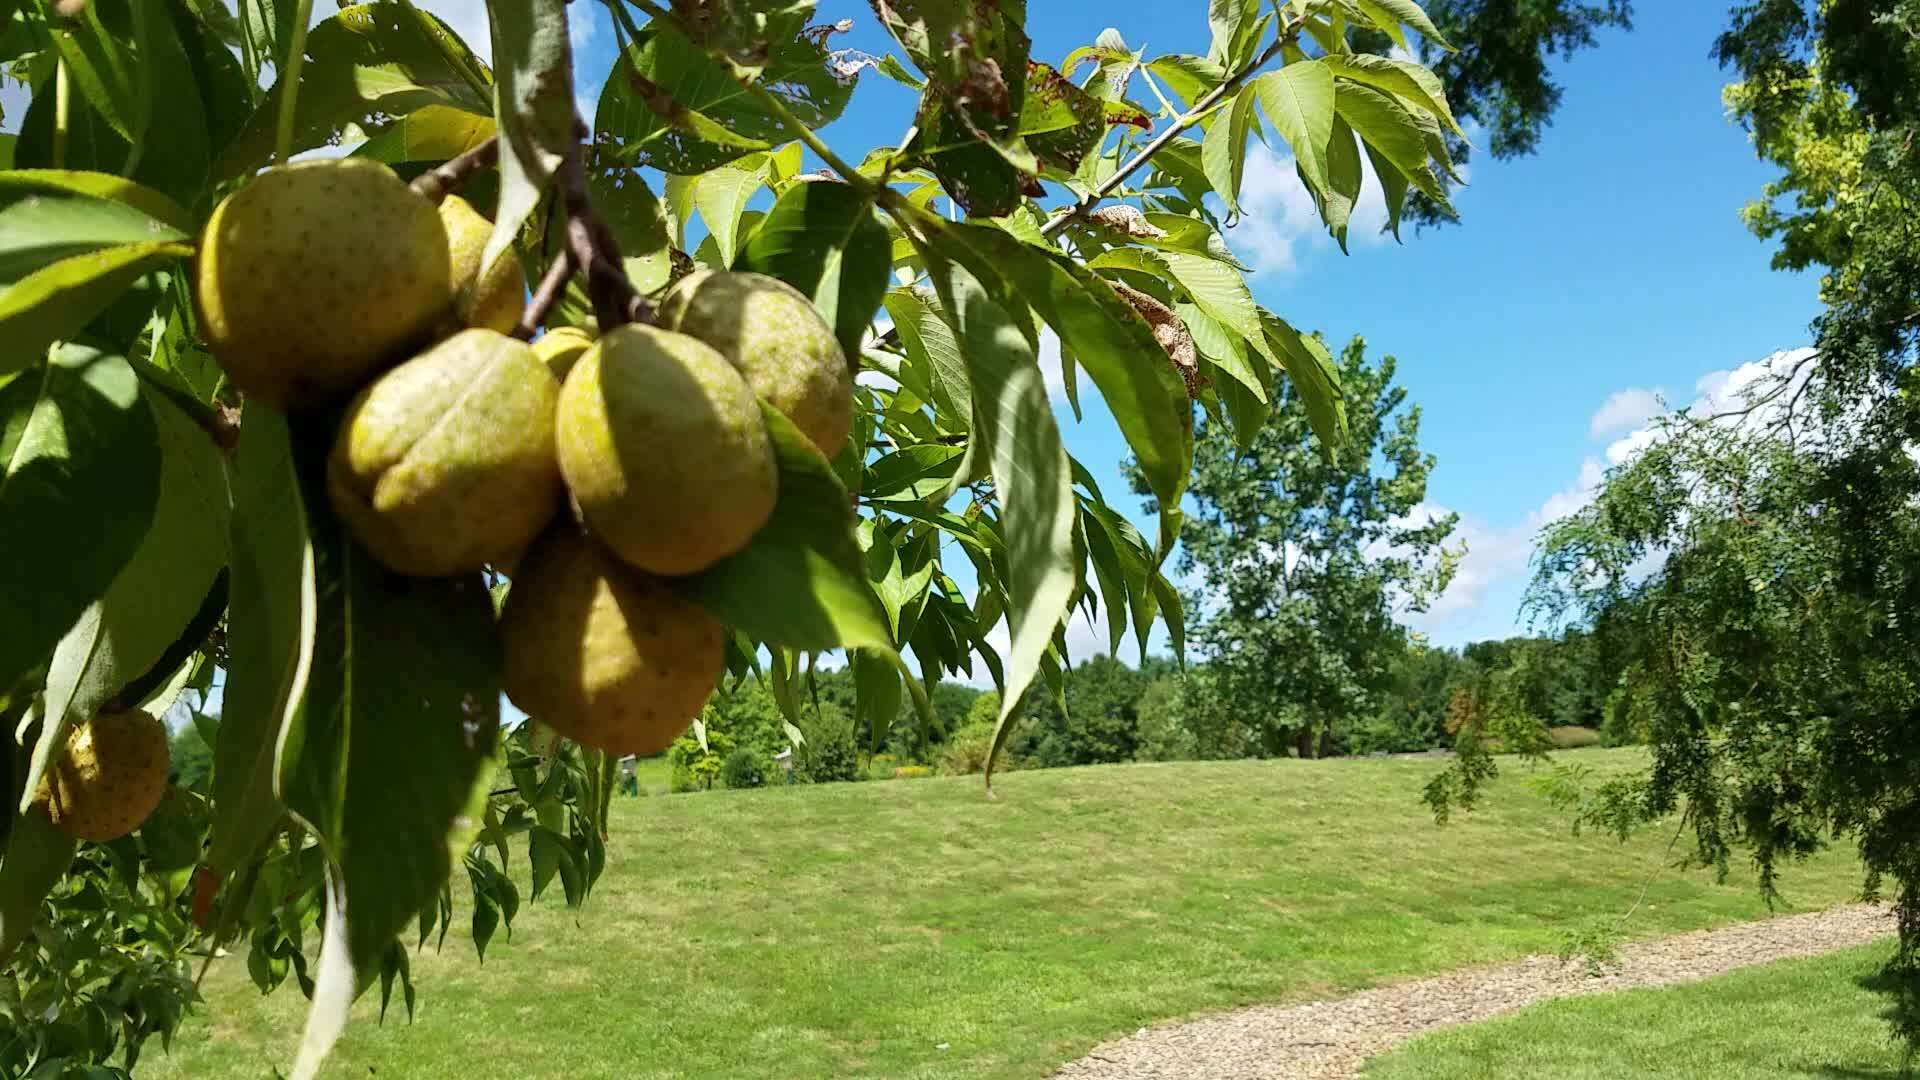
[0,346,159,699]
[1021,62,1106,173]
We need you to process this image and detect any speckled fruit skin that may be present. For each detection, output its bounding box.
[501,528,723,755]
[328,329,562,576]
[659,270,854,458]
[36,710,170,843]
[195,159,450,406]
[557,324,777,576]
[533,326,594,382]
[440,195,526,333]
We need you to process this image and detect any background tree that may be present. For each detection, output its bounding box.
[1431,0,1920,1043]
[1134,340,1458,758]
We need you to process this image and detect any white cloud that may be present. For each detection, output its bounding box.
[1225,141,1397,274]
[1589,387,1664,438]
[1037,328,1066,400]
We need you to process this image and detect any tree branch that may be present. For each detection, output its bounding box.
[409,136,501,202]
[513,248,577,341]
[1039,30,1296,238]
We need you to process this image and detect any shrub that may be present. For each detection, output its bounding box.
[797,701,861,784]
[668,724,736,792]
[940,718,1009,776]
[1547,725,1602,750]
[892,765,934,779]
[721,747,767,789]
[1132,677,1195,762]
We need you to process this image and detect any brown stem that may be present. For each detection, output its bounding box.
[514,249,578,340]
[558,151,649,329]
[1038,30,1296,238]
[409,136,501,203]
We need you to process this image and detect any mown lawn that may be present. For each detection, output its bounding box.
[1364,941,1907,1078]
[145,752,1867,1079]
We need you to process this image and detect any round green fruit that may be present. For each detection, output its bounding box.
[659,271,854,458]
[533,326,594,382]
[501,527,724,755]
[35,709,171,843]
[440,194,526,333]
[196,159,450,406]
[328,329,562,576]
[556,324,777,576]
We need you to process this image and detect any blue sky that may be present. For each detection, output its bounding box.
[438,0,1821,657]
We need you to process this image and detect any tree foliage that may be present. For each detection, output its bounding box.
[1432,0,1920,1045]
[1135,339,1458,759]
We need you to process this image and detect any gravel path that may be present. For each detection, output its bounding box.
[1054,904,1894,1080]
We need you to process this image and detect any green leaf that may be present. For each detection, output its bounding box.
[1151,570,1186,667]
[740,180,890,362]
[1336,82,1446,204]
[0,169,193,234]
[1207,0,1263,68]
[1079,505,1131,656]
[352,104,496,163]
[0,241,193,379]
[594,20,853,174]
[0,188,185,294]
[884,289,971,434]
[588,165,672,285]
[1364,140,1410,240]
[483,0,576,281]
[0,346,159,698]
[124,0,214,207]
[1261,310,1347,450]
[1352,0,1454,52]
[1253,60,1335,211]
[853,648,902,753]
[215,3,492,178]
[1323,115,1364,247]
[865,444,966,501]
[1081,500,1159,663]
[923,255,1075,791]
[1148,54,1227,110]
[1092,246,1264,363]
[680,405,893,653]
[1176,300,1265,405]
[929,222,1192,513]
[210,405,312,876]
[691,157,770,269]
[29,389,230,810]
[1322,54,1463,137]
[277,411,502,974]
[1201,83,1258,216]
[0,810,74,964]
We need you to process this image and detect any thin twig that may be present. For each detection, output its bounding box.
[409,136,501,202]
[1039,30,1295,238]
[514,249,578,340]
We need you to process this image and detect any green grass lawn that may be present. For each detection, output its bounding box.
[1364,942,1908,1079]
[144,752,1868,1080]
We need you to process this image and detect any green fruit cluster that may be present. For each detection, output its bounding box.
[194,160,852,758]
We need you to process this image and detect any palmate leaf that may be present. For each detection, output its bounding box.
[1253,60,1335,213]
[1201,83,1259,216]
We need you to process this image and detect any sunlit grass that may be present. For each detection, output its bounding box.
[1364,942,1906,1079]
[144,751,1867,1079]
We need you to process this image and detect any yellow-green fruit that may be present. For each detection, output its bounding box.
[557,324,777,576]
[328,329,562,576]
[501,528,723,755]
[533,326,594,382]
[658,271,854,458]
[440,194,526,333]
[196,159,450,406]
[35,710,170,842]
